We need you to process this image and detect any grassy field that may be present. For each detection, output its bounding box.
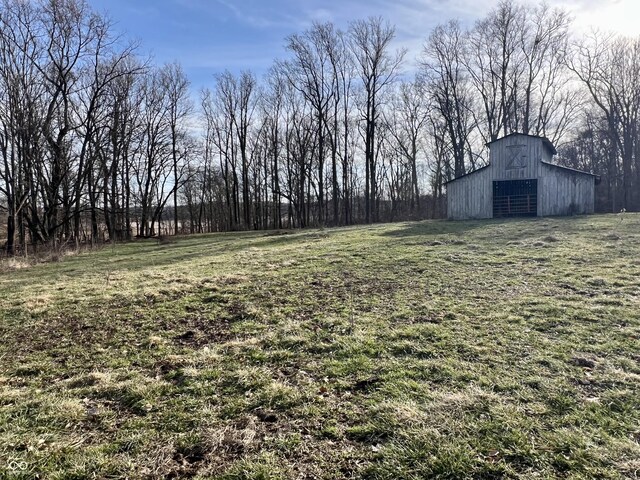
[0,214,639,479]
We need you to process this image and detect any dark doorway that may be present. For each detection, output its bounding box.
[493,179,538,218]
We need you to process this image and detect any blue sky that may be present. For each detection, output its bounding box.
[86,0,640,93]
[83,0,491,91]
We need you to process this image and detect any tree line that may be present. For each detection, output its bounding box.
[1,0,639,255]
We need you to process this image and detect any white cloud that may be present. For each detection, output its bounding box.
[566,0,640,36]
[159,0,640,83]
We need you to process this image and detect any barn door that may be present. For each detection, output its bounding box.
[493,179,538,218]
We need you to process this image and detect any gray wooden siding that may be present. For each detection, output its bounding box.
[447,133,595,220]
[489,135,544,180]
[447,168,493,219]
[538,164,595,216]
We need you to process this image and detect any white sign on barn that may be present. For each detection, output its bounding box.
[446,133,596,220]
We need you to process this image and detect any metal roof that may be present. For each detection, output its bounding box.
[444,165,490,185]
[540,160,597,177]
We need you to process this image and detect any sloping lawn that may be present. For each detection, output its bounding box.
[0,214,639,479]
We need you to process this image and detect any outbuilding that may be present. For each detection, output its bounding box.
[446,133,596,220]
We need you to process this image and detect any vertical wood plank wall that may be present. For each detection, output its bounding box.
[447,169,493,219]
[538,165,595,216]
[447,134,596,220]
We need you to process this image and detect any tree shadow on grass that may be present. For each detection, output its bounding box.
[378,217,564,239]
[378,219,489,238]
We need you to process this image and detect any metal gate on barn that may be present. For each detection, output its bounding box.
[492,179,538,217]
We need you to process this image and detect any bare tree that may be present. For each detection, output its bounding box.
[132,67,174,237]
[384,79,430,214]
[280,23,339,224]
[161,62,192,235]
[517,4,573,139]
[0,0,44,254]
[464,1,525,142]
[570,32,640,210]
[349,17,405,223]
[422,20,476,178]
[262,68,287,229]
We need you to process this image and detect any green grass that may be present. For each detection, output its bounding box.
[1,214,639,479]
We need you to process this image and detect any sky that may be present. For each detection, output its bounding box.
[85,0,640,93]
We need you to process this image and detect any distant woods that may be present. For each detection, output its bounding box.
[1,0,639,254]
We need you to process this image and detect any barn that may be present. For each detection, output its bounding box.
[446,133,596,220]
